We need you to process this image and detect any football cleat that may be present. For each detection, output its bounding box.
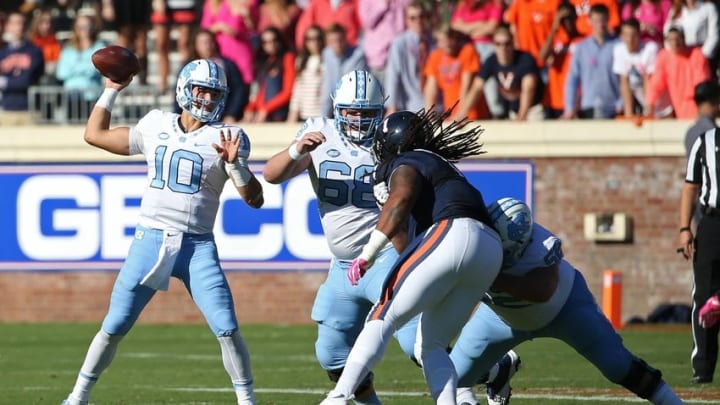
[319,390,350,405]
[456,386,479,405]
[60,399,88,405]
[699,295,720,328]
[486,350,521,405]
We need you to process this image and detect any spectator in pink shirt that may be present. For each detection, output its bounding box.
[451,0,504,61]
[646,27,711,119]
[201,0,258,84]
[451,0,505,118]
[295,0,360,51]
[621,0,672,45]
[358,0,411,83]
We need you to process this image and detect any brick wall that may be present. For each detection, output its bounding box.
[0,155,693,325]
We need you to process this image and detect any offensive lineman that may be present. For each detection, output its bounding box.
[451,198,684,405]
[61,59,263,405]
[263,70,418,404]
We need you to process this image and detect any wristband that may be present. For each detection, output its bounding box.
[95,88,119,111]
[288,143,307,161]
[225,159,252,187]
[679,227,692,234]
[359,229,391,262]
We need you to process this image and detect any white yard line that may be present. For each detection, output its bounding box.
[163,387,719,403]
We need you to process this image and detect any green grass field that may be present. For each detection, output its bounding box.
[1,323,718,404]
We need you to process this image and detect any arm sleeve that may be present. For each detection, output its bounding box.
[611,43,626,75]
[563,44,582,113]
[384,39,401,107]
[702,3,719,58]
[685,134,704,183]
[358,0,389,29]
[200,1,214,28]
[127,110,165,156]
[645,50,667,107]
[260,53,296,113]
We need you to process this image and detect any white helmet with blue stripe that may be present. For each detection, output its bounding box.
[176,59,228,122]
[487,197,533,267]
[332,70,385,145]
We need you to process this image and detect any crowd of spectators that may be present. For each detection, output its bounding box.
[1,0,720,125]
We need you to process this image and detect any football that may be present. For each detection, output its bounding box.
[91,45,141,83]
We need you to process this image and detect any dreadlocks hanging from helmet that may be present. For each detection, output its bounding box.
[373,106,487,166]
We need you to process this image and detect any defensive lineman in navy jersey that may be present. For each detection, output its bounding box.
[451,199,684,405]
[61,59,263,405]
[320,110,503,405]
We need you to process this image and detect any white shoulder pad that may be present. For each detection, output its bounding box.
[504,223,563,276]
[295,116,331,141]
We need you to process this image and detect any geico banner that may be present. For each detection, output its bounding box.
[0,162,533,271]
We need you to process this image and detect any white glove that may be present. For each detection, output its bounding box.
[373,182,389,206]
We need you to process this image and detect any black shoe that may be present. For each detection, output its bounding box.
[691,375,713,384]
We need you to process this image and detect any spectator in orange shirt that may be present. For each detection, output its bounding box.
[538,0,583,118]
[504,0,561,66]
[572,0,621,36]
[646,27,711,119]
[424,24,489,120]
[245,27,296,122]
[295,0,360,51]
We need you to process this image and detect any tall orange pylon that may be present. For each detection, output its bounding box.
[602,270,623,329]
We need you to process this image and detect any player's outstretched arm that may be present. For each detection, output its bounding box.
[263,131,324,184]
[84,77,133,155]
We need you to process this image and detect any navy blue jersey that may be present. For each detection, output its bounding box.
[375,150,494,236]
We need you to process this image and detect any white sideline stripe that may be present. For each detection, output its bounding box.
[164,387,718,403]
[21,386,717,404]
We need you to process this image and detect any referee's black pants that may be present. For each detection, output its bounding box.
[691,214,720,380]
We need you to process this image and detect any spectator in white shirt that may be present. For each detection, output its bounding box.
[613,18,661,118]
[664,0,719,59]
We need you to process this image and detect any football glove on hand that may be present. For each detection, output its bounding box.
[348,258,371,286]
[373,182,389,206]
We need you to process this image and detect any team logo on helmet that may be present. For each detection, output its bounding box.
[487,197,533,268]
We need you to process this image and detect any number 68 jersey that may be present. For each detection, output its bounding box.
[297,117,380,261]
[128,109,251,234]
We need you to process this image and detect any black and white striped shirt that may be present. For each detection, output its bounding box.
[687,127,720,209]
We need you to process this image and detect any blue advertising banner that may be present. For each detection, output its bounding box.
[0,161,533,271]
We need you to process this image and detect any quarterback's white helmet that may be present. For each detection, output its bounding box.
[332,70,385,144]
[487,197,533,267]
[176,59,228,122]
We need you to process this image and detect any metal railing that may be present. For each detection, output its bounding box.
[28,85,176,125]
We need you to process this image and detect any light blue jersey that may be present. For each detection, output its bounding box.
[104,110,252,336]
[295,117,418,371]
[451,223,635,387]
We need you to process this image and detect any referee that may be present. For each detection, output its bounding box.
[677,80,720,385]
